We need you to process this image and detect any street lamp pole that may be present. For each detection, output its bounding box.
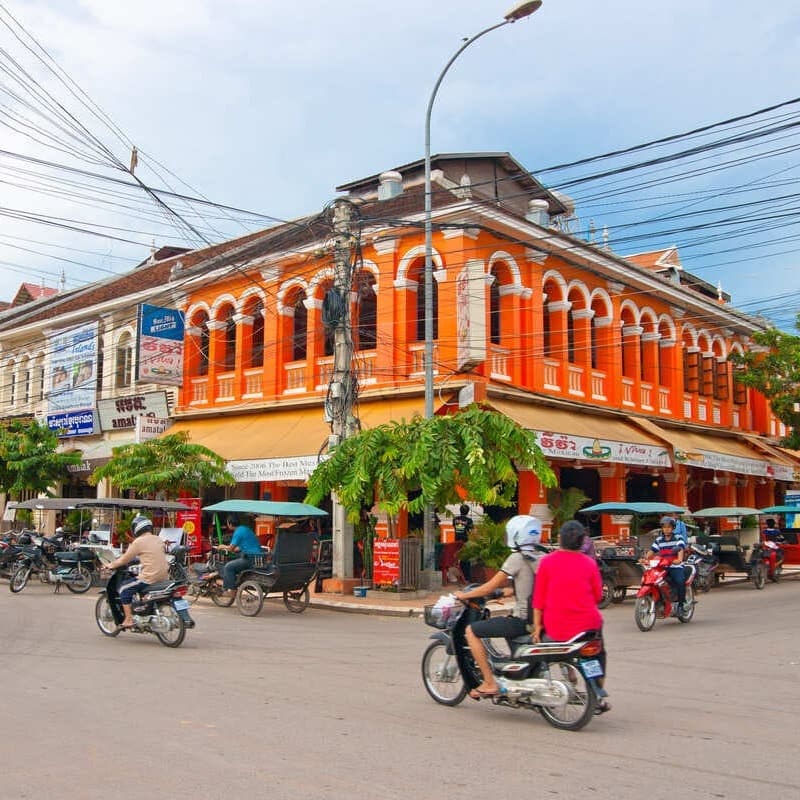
[421,1,543,572]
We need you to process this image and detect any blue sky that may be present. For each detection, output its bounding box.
[1,0,799,326]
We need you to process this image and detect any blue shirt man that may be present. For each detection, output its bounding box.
[220,516,263,593]
[650,518,686,608]
[230,523,262,555]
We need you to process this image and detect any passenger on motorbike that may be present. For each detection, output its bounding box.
[453,515,542,700]
[646,517,686,614]
[105,514,169,629]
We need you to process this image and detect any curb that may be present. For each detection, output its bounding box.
[310,599,424,617]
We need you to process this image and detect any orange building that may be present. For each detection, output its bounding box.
[168,153,798,542]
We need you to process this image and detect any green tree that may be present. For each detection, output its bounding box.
[0,419,82,497]
[306,404,556,521]
[729,315,800,448]
[547,486,591,530]
[89,431,234,497]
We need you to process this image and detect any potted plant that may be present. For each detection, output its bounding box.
[457,517,511,582]
[547,487,591,534]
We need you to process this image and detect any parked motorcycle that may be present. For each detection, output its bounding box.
[634,556,697,631]
[686,542,718,593]
[95,566,194,648]
[0,533,23,579]
[168,546,235,607]
[9,534,98,594]
[421,595,604,731]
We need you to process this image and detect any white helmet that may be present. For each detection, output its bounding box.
[131,514,154,537]
[506,515,542,552]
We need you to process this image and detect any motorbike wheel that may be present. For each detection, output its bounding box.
[677,587,695,623]
[421,641,467,706]
[538,661,597,731]
[95,595,121,637]
[611,587,627,604]
[283,587,310,613]
[155,604,186,648]
[696,573,712,593]
[210,583,235,607]
[9,564,31,593]
[237,580,264,617]
[751,563,766,590]
[597,579,614,609]
[65,565,93,594]
[634,595,657,631]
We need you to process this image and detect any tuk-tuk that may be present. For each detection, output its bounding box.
[758,505,800,566]
[202,500,328,616]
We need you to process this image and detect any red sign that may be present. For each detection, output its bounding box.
[176,497,202,555]
[373,539,401,586]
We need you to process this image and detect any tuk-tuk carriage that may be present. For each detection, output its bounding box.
[202,500,328,616]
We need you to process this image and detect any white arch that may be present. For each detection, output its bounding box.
[113,325,136,348]
[396,245,443,283]
[639,306,659,332]
[656,313,677,340]
[619,299,641,324]
[276,277,310,314]
[238,286,267,313]
[680,323,698,348]
[696,329,713,354]
[209,293,238,319]
[566,279,591,310]
[729,341,745,356]
[710,334,728,359]
[186,301,211,323]
[308,266,336,298]
[542,269,568,302]
[589,288,613,319]
[488,251,522,287]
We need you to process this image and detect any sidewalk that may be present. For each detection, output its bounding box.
[310,583,515,617]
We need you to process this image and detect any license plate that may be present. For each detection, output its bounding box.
[173,599,189,611]
[580,658,604,679]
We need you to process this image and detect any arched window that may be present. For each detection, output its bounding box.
[490,269,501,345]
[220,306,236,371]
[355,271,377,351]
[115,332,134,388]
[292,291,308,361]
[409,259,438,342]
[640,314,659,385]
[248,300,265,369]
[621,307,639,379]
[194,311,210,377]
[319,280,336,357]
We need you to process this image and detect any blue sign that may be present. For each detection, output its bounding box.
[137,304,185,385]
[46,408,96,437]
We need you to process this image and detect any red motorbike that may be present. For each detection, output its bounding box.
[634,556,696,632]
[752,539,784,583]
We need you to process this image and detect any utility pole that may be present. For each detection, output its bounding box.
[327,198,358,581]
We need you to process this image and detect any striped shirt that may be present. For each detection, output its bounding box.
[650,535,684,559]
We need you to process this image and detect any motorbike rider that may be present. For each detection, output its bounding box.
[761,518,785,576]
[646,516,687,614]
[105,514,169,629]
[216,515,263,598]
[453,515,543,700]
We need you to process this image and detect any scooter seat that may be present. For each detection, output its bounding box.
[143,580,174,593]
[56,549,96,563]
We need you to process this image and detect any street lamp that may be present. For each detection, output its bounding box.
[421,0,542,572]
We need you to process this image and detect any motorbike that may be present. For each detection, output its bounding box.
[168,546,236,607]
[95,566,194,648]
[0,534,23,579]
[9,534,98,594]
[634,556,697,631]
[421,595,605,731]
[751,539,784,583]
[686,542,718,593]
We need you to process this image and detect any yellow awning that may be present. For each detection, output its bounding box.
[488,398,671,468]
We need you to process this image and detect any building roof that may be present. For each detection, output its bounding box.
[11,283,59,306]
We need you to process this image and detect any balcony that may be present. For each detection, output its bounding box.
[590,370,607,401]
[355,350,377,385]
[409,343,438,377]
[190,377,208,405]
[216,371,235,401]
[489,345,511,381]
[543,359,560,391]
[640,381,654,411]
[567,364,584,397]
[243,368,263,398]
[658,386,671,415]
[622,377,635,407]
[284,360,308,394]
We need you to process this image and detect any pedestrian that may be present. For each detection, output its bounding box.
[451,504,474,581]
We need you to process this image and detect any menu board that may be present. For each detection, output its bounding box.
[373,539,401,586]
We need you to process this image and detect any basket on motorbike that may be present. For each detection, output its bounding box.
[423,602,463,630]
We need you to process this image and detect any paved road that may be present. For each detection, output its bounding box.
[2,578,799,800]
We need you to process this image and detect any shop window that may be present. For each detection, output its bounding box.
[115,334,133,388]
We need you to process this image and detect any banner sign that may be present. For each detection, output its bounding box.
[137,304,185,386]
[47,321,98,435]
[536,431,671,469]
[674,448,793,479]
[176,497,203,555]
[373,539,401,586]
[226,456,321,483]
[456,259,487,372]
[97,391,169,432]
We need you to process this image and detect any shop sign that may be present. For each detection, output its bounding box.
[97,392,170,432]
[535,430,671,468]
[66,457,110,475]
[46,408,96,437]
[226,456,321,483]
[136,304,185,386]
[674,448,791,479]
[456,259,486,372]
[373,539,401,586]
[783,490,800,529]
[136,416,170,442]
